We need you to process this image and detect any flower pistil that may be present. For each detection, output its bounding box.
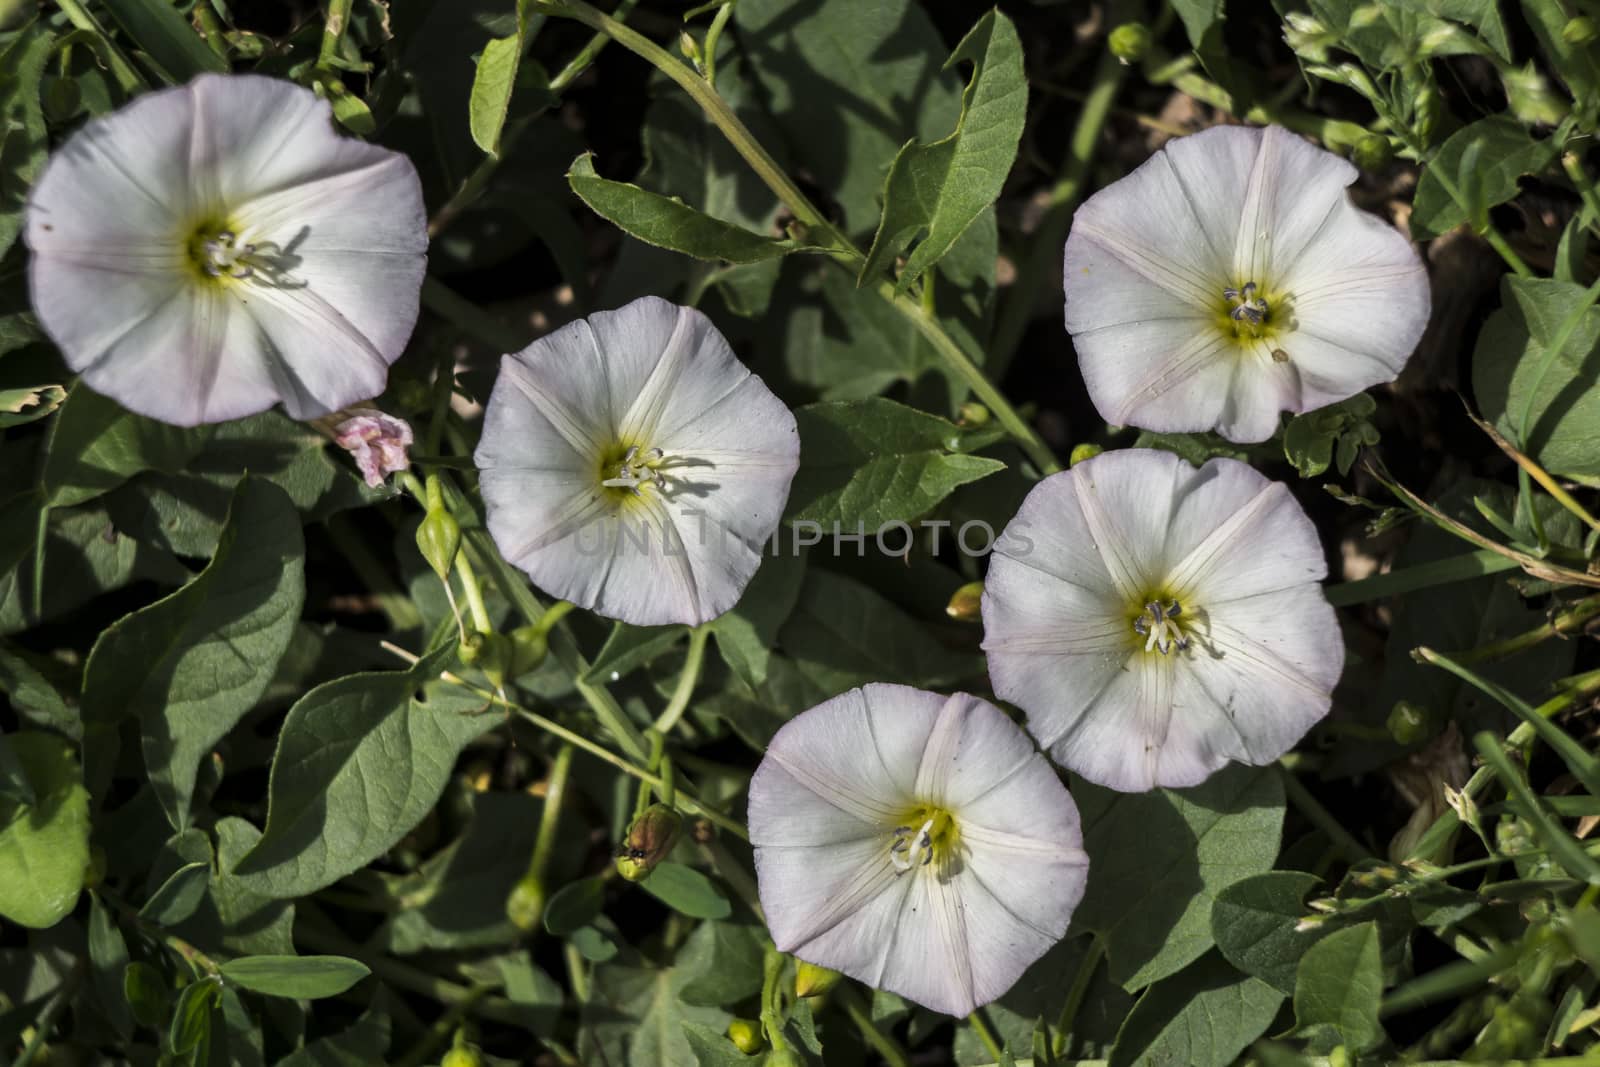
[1132,598,1192,655]
[600,443,669,495]
[888,807,959,874]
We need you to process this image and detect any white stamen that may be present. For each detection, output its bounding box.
[890,818,935,873]
[1135,599,1191,655]
[602,445,668,495]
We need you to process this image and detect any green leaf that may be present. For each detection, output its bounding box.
[682,1022,761,1065]
[89,893,133,1037]
[0,641,73,736]
[544,876,606,936]
[788,398,1006,529]
[168,978,220,1057]
[40,384,210,509]
[1074,765,1286,990]
[1291,922,1386,1053]
[1410,117,1556,240]
[123,960,171,1028]
[1520,0,1600,103]
[469,34,523,157]
[584,622,688,685]
[709,550,806,689]
[100,0,229,80]
[1171,0,1225,47]
[638,861,732,920]
[1282,394,1379,478]
[1389,0,1511,59]
[569,154,799,263]
[218,956,370,1000]
[171,816,296,957]
[579,949,732,1067]
[232,646,491,899]
[0,732,91,928]
[0,384,63,428]
[0,25,56,261]
[138,861,210,927]
[860,10,1026,293]
[1473,275,1600,478]
[1110,953,1284,1067]
[778,569,985,697]
[676,920,764,1008]
[735,0,963,234]
[273,993,390,1067]
[1210,871,1326,995]
[81,478,305,826]
[773,266,944,398]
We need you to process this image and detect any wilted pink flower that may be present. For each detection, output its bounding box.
[334,409,413,487]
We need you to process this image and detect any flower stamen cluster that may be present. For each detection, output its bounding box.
[1133,598,1190,654]
[600,444,668,494]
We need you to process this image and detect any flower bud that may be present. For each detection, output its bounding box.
[1412,85,1443,144]
[1387,700,1430,745]
[957,401,991,427]
[505,872,546,932]
[727,1018,764,1054]
[1108,22,1151,64]
[1564,16,1600,45]
[615,803,684,882]
[794,960,842,998]
[416,505,461,582]
[1069,442,1104,466]
[680,30,703,71]
[333,409,413,488]
[1443,784,1482,835]
[945,581,984,622]
[441,1042,485,1067]
[1351,133,1393,171]
[509,623,550,676]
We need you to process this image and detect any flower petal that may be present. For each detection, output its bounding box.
[1165,462,1328,601]
[24,84,194,250]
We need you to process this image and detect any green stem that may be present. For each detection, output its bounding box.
[700,1,734,87]
[53,0,147,91]
[538,0,1059,473]
[1052,936,1105,1055]
[1440,595,1600,663]
[379,640,747,839]
[968,1008,1005,1062]
[1279,762,1374,865]
[318,0,355,67]
[391,990,489,1067]
[526,744,574,890]
[760,947,793,1053]
[453,547,494,634]
[990,48,1124,378]
[653,626,710,733]
[838,984,912,1067]
[1324,550,1522,607]
[878,281,1061,474]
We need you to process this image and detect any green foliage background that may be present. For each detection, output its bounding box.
[1,0,1600,1064]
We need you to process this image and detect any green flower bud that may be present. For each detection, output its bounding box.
[794,960,842,998]
[505,873,546,932]
[1564,16,1600,45]
[441,1045,485,1067]
[945,581,984,622]
[1351,133,1393,171]
[1108,22,1151,64]
[1386,700,1430,745]
[416,506,461,582]
[1069,442,1104,466]
[509,623,550,676]
[727,1018,764,1054]
[1412,85,1443,144]
[957,402,991,427]
[615,803,684,882]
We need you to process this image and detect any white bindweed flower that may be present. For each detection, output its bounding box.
[25,74,426,427]
[982,448,1343,792]
[749,684,1089,1016]
[333,409,413,488]
[1063,124,1429,443]
[474,296,799,626]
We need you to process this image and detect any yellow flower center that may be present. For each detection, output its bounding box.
[1130,592,1195,655]
[889,806,960,874]
[1215,280,1291,362]
[598,440,669,500]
